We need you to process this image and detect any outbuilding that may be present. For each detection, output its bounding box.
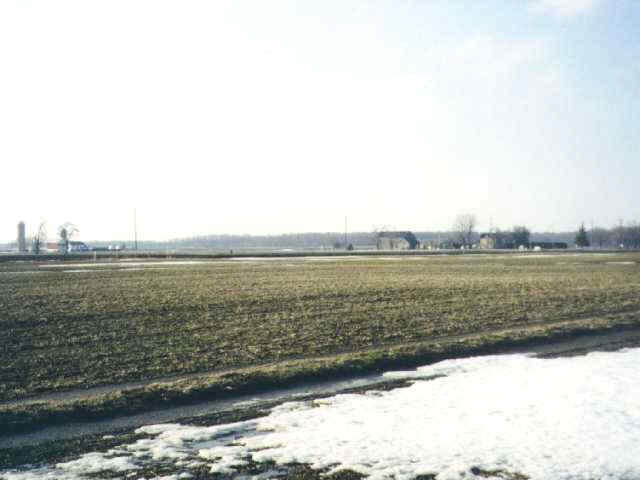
[376,231,419,250]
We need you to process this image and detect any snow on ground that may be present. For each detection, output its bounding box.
[60,267,166,273]
[38,260,213,268]
[3,348,640,480]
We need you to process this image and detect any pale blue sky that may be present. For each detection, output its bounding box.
[1,0,638,241]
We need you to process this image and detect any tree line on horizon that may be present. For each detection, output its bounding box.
[4,219,640,252]
[131,229,613,251]
[163,220,640,251]
[451,214,640,250]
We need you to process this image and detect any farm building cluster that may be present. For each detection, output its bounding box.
[14,221,90,253]
[376,231,568,251]
[479,233,567,250]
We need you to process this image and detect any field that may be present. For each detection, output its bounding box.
[2,252,640,408]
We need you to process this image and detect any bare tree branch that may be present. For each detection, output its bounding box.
[453,214,477,247]
[31,221,47,254]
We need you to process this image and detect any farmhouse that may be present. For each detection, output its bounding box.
[479,232,514,250]
[38,241,90,253]
[43,242,61,253]
[376,231,419,250]
[67,241,90,252]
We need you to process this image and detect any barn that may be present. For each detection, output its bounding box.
[376,231,419,250]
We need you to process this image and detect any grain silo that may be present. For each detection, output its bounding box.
[17,221,26,252]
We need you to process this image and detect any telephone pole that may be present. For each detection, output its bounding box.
[134,208,138,251]
[344,216,348,247]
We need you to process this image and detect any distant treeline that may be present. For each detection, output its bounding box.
[585,224,640,249]
[168,225,640,250]
[84,231,579,251]
[5,226,635,253]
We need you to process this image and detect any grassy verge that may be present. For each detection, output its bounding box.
[3,311,639,436]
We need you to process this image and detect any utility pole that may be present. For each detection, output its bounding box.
[344,216,348,247]
[134,208,138,251]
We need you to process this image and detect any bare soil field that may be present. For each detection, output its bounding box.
[1,252,639,434]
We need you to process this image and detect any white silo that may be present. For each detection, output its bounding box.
[17,221,26,252]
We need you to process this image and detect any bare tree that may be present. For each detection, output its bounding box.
[453,214,477,247]
[629,222,640,249]
[511,225,531,248]
[371,225,390,247]
[58,222,79,253]
[613,220,626,248]
[31,221,47,254]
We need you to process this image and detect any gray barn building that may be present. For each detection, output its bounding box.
[376,231,419,250]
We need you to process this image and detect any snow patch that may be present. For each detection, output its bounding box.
[3,349,640,480]
[38,260,213,269]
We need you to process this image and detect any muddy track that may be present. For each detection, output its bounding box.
[4,310,640,408]
[2,326,640,452]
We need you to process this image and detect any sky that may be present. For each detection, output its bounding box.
[1,0,639,242]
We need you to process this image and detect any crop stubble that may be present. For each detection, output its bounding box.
[1,253,640,402]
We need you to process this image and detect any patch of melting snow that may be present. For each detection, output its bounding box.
[38,260,214,269]
[60,267,169,273]
[510,253,576,258]
[3,349,640,480]
[0,271,48,274]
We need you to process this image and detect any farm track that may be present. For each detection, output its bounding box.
[2,325,640,465]
[3,307,640,408]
